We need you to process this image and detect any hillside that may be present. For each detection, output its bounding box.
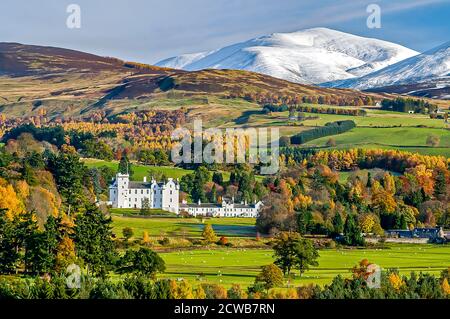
[156,27,418,84]
[0,42,404,119]
[325,42,450,95]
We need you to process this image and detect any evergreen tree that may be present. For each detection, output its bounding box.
[46,149,87,211]
[366,172,373,188]
[343,214,365,246]
[118,154,133,176]
[25,216,59,274]
[140,198,151,215]
[209,184,217,203]
[0,209,21,273]
[434,169,446,199]
[212,172,223,185]
[74,205,116,277]
[297,210,312,235]
[332,212,344,236]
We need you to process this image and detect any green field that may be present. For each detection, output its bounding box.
[216,105,450,157]
[159,245,450,287]
[112,215,257,239]
[111,216,450,287]
[240,107,448,129]
[303,127,450,157]
[83,158,193,180]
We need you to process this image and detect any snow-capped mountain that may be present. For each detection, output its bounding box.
[323,41,450,90]
[155,27,418,84]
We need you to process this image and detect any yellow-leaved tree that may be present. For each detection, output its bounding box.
[0,178,24,219]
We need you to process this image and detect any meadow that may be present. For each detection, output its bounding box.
[110,215,449,287]
[112,215,257,239]
[217,105,450,157]
[159,244,450,287]
[303,127,450,157]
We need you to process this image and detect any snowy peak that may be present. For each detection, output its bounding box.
[326,41,450,89]
[155,27,418,84]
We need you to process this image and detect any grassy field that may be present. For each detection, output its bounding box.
[112,215,257,239]
[240,107,449,129]
[160,244,450,287]
[83,158,193,180]
[111,215,449,287]
[303,127,450,157]
[215,105,450,157]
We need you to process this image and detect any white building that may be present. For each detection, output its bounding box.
[180,197,263,218]
[109,173,180,213]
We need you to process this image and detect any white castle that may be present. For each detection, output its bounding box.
[109,173,180,213]
[108,173,263,217]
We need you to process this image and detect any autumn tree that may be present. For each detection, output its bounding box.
[255,264,284,291]
[202,224,217,244]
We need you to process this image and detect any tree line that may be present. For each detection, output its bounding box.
[290,120,356,145]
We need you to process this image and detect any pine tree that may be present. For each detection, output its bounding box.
[118,154,133,176]
[332,212,344,236]
[25,215,59,274]
[74,204,116,277]
[343,214,365,246]
[434,169,446,198]
[0,209,21,273]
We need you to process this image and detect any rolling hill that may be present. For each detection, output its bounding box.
[0,42,400,119]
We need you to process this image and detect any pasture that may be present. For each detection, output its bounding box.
[112,215,257,239]
[303,127,450,157]
[159,245,450,287]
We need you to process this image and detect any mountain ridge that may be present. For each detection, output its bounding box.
[155,27,419,85]
[323,41,450,92]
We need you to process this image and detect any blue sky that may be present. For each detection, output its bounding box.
[0,0,449,64]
